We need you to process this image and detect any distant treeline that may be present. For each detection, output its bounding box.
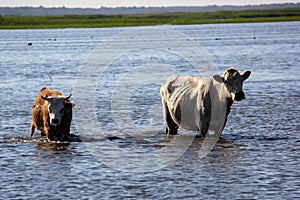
[0,7,299,29]
[0,3,299,16]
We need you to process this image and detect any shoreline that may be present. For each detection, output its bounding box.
[0,7,299,29]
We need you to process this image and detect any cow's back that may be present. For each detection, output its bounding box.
[161,75,211,131]
[33,87,62,106]
[161,75,211,102]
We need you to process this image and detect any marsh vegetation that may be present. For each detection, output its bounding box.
[0,7,299,29]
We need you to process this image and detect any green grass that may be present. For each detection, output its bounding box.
[0,7,299,29]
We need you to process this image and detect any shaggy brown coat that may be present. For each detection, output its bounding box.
[30,87,74,141]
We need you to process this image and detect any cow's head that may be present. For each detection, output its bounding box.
[41,94,74,125]
[213,68,251,101]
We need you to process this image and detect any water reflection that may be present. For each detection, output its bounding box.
[35,141,70,151]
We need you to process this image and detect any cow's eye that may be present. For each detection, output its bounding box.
[60,108,65,113]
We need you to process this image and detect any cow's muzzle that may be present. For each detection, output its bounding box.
[51,118,60,125]
[234,92,245,101]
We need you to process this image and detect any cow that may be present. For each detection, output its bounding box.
[160,68,251,137]
[30,87,75,141]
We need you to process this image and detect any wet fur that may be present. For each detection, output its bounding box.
[160,68,250,137]
[161,76,232,136]
[30,87,73,141]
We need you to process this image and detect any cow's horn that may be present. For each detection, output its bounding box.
[65,94,72,100]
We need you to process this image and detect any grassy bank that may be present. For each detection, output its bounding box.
[0,7,299,29]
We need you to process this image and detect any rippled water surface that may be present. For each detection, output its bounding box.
[0,22,299,199]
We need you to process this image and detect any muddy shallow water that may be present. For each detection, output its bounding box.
[0,22,299,199]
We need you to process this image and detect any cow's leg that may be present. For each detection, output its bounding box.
[163,104,178,135]
[166,114,178,135]
[199,120,209,137]
[45,129,54,141]
[30,123,35,138]
[43,120,52,140]
[199,108,210,137]
[161,88,178,135]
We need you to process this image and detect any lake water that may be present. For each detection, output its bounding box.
[0,22,299,199]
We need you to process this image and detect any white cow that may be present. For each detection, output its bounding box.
[160,68,251,136]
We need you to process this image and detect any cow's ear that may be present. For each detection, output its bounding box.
[70,102,75,108]
[213,75,224,83]
[64,101,75,108]
[41,95,50,102]
[242,71,251,81]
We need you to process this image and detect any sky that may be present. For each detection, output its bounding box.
[0,0,299,8]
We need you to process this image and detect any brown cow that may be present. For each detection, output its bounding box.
[160,68,251,137]
[30,87,75,141]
